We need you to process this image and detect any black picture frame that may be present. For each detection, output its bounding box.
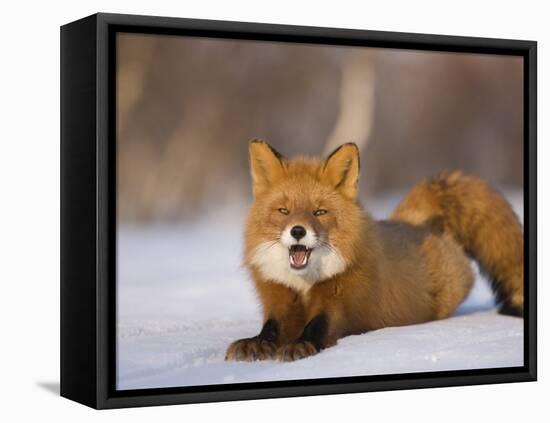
[60,12,537,409]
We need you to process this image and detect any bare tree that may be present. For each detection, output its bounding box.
[323,52,376,155]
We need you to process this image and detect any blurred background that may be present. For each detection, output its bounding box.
[117,33,523,223]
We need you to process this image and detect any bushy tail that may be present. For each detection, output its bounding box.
[391,170,524,317]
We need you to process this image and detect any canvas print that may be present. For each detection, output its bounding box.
[116,33,524,390]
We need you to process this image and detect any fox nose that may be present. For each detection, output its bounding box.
[290,225,307,241]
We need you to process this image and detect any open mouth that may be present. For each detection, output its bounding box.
[289,245,313,269]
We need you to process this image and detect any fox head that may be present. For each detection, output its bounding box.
[244,139,366,292]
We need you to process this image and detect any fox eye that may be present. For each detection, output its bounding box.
[313,209,328,216]
[278,208,290,215]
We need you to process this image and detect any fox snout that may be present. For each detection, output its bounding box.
[280,224,317,270]
[281,223,317,249]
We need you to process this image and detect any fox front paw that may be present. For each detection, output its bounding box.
[225,337,277,361]
[276,341,319,362]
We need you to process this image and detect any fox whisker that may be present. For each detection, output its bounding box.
[319,240,336,253]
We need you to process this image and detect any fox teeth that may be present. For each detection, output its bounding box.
[290,254,309,266]
[290,255,309,266]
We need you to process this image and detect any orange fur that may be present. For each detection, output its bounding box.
[225,141,524,362]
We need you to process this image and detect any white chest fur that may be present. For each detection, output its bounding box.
[249,241,346,293]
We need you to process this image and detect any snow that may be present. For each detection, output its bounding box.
[117,192,524,390]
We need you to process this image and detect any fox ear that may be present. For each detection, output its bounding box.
[321,143,360,200]
[249,139,285,196]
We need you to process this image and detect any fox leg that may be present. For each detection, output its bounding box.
[225,319,280,361]
[276,313,330,361]
[225,281,305,361]
[277,283,345,361]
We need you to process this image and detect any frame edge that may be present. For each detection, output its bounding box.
[60,13,100,409]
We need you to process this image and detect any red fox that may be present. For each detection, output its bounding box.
[225,140,524,362]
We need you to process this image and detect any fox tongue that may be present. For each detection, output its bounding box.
[292,250,306,266]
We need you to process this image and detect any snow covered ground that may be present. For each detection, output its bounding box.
[117,192,524,390]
